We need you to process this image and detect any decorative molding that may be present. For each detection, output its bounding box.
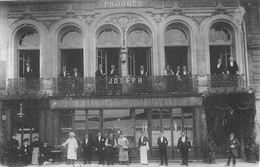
[61,12,79,20]
[29,4,69,12]
[107,14,143,29]
[166,8,185,17]
[9,5,27,13]
[39,19,58,30]
[150,13,164,25]
[189,15,209,27]
[83,15,96,26]
[212,8,229,16]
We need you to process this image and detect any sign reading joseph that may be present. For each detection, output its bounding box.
[104,0,143,8]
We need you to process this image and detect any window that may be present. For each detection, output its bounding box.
[97,29,120,46]
[127,28,152,47]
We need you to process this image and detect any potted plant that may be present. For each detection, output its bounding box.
[244,128,259,163]
[205,132,217,164]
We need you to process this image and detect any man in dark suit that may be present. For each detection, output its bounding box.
[108,65,119,95]
[136,65,149,94]
[96,64,106,95]
[19,138,32,166]
[95,131,106,165]
[24,62,34,78]
[71,68,82,96]
[216,58,225,74]
[82,134,94,165]
[177,131,191,166]
[6,134,19,167]
[226,133,240,167]
[40,141,51,165]
[157,131,168,166]
[227,57,239,75]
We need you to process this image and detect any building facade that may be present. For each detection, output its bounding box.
[0,0,259,160]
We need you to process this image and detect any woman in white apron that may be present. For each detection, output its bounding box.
[31,136,41,165]
[62,132,78,166]
[138,131,149,165]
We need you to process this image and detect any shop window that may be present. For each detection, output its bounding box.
[88,110,100,139]
[103,109,135,147]
[75,110,86,141]
[135,109,149,147]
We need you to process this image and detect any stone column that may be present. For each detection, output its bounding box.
[120,48,129,94]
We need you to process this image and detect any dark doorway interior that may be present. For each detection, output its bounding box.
[210,46,231,74]
[165,46,188,72]
[19,50,40,78]
[61,49,83,76]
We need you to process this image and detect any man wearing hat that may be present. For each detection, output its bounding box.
[6,134,19,166]
[177,131,191,166]
[40,141,51,165]
[62,132,78,166]
[226,132,240,166]
[157,131,168,166]
[20,138,32,165]
[95,131,106,165]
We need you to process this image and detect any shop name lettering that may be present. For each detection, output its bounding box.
[104,0,143,8]
[108,77,142,84]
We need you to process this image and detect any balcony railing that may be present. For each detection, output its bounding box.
[6,74,246,97]
[208,74,246,88]
[52,75,199,96]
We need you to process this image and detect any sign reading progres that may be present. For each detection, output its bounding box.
[104,0,143,8]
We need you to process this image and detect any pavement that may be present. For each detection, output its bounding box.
[0,159,259,167]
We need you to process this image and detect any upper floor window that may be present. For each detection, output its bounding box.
[127,27,152,47]
[97,28,120,47]
[18,29,39,49]
[164,27,188,46]
[60,29,83,48]
[209,25,231,45]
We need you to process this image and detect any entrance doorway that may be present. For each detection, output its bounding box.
[97,48,121,75]
[128,47,151,76]
[210,46,231,74]
[165,46,188,73]
[61,49,83,76]
[18,50,40,78]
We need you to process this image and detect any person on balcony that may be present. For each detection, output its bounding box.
[118,133,129,165]
[95,131,106,165]
[19,138,32,166]
[136,65,149,94]
[180,66,191,92]
[31,136,42,165]
[108,64,119,95]
[157,131,168,166]
[71,68,82,96]
[216,58,225,74]
[226,132,240,167]
[24,62,35,89]
[82,133,94,165]
[227,57,239,75]
[59,66,71,96]
[105,133,117,165]
[165,65,174,93]
[96,64,106,95]
[177,131,191,166]
[61,132,78,166]
[138,131,149,165]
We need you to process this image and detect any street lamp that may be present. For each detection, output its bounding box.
[17,103,24,118]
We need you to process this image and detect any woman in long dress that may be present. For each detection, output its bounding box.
[118,134,129,165]
[138,131,149,165]
[62,132,78,166]
[31,136,42,165]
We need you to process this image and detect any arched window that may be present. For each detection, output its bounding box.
[209,22,234,74]
[127,28,152,47]
[58,26,84,77]
[164,24,190,75]
[164,27,188,46]
[16,27,40,78]
[97,29,120,47]
[60,29,83,48]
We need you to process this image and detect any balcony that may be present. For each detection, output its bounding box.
[5,74,246,98]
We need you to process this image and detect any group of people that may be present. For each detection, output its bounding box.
[215,57,239,75]
[60,131,192,167]
[3,134,51,166]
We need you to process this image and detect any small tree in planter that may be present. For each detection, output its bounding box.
[244,127,259,163]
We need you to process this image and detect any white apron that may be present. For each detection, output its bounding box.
[140,142,149,164]
[31,147,39,164]
[62,138,78,160]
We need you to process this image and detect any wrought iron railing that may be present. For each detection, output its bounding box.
[52,75,199,96]
[6,74,246,96]
[208,74,246,88]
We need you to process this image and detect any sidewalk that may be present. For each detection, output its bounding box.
[1,159,258,167]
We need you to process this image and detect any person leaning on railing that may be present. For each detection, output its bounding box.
[96,64,107,95]
[226,57,239,87]
[71,68,82,96]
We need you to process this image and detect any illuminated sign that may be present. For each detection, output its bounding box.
[104,0,143,8]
